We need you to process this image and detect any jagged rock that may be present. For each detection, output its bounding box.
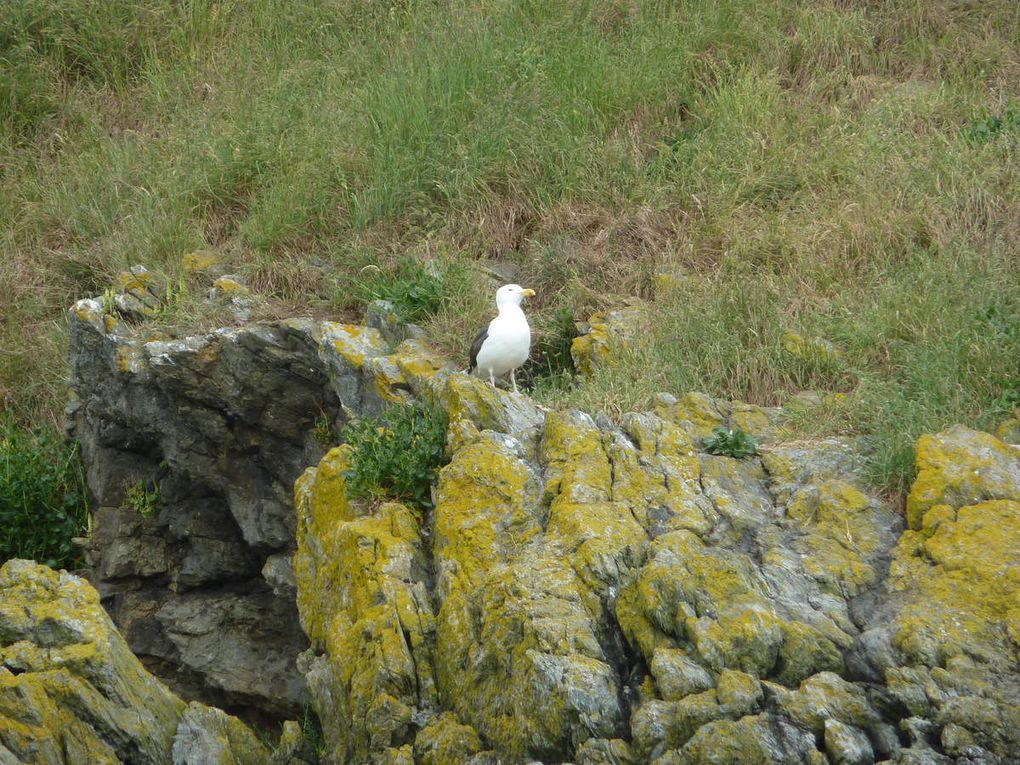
[823,719,875,765]
[413,712,484,765]
[0,560,269,765]
[367,299,425,345]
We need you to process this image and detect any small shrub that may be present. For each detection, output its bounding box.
[702,427,758,459]
[354,259,444,323]
[341,401,447,510]
[0,416,89,568]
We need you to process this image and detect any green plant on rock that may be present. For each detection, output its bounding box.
[341,401,447,510]
[702,427,758,459]
[124,479,160,518]
[0,416,89,568]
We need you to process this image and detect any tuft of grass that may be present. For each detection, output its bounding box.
[702,427,758,459]
[299,702,326,759]
[341,402,447,511]
[0,416,89,569]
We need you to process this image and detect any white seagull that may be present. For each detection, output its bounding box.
[468,284,535,393]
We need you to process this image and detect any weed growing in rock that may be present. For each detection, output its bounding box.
[124,479,160,518]
[0,417,89,568]
[313,415,334,446]
[299,702,326,759]
[702,427,758,459]
[341,402,447,510]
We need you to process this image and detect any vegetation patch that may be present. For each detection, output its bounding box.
[702,427,758,460]
[341,402,447,511]
[0,415,88,568]
[353,258,445,324]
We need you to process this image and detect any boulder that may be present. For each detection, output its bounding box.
[0,560,271,765]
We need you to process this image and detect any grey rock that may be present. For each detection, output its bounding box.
[650,649,714,700]
[824,719,875,765]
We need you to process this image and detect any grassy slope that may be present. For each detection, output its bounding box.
[2,0,1018,493]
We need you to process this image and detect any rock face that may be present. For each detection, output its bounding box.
[68,291,444,722]
[0,559,272,765]
[68,294,1020,763]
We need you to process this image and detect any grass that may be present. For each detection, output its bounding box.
[1,0,1018,496]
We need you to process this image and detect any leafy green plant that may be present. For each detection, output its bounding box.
[962,108,1018,143]
[702,427,758,459]
[354,259,444,323]
[341,401,447,510]
[0,416,89,568]
[124,479,160,518]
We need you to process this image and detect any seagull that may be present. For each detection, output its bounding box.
[468,284,535,393]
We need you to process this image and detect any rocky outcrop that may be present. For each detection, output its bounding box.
[68,281,444,722]
[68,288,1020,763]
[0,559,275,765]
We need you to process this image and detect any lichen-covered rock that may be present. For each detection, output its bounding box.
[294,451,436,763]
[905,425,1020,529]
[413,712,483,765]
[572,301,648,377]
[69,294,1020,763]
[0,560,269,765]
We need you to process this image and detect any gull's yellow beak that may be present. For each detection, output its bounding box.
[521,288,536,298]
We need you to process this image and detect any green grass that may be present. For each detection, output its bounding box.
[2,0,1019,496]
[0,415,89,568]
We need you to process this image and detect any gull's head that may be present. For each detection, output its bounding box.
[496,283,535,309]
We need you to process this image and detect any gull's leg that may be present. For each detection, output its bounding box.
[511,369,519,394]
[489,370,496,388]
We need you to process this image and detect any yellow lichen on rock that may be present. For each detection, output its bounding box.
[181,251,218,272]
[571,301,647,378]
[546,501,647,591]
[891,499,1020,668]
[294,444,438,763]
[433,435,539,594]
[906,425,1020,529]
[0,560,269,765]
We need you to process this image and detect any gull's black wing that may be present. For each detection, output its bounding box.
[468,325,488,372]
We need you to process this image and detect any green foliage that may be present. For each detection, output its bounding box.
[0,416,89,568]
[341,402,447,511]
[124,479,160,519]
[354,260,445,323]
[519,306,578,390]
[702,427,758,459]
[963,108,1018,144]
